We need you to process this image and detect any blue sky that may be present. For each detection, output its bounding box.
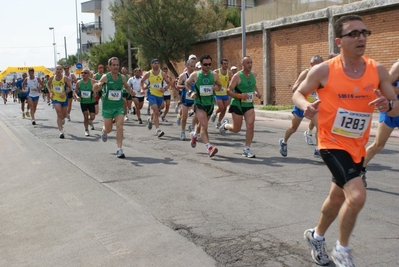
[0,0,93,70]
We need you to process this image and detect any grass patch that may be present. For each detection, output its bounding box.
[259,105,293,111]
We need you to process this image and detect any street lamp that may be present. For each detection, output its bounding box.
[49,27,57,69]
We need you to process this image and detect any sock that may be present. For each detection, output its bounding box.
[307,128,313,135]
[205,143,210,150]
[336,241,350,252]
[155,128,159,132]
[244,146,250,151]
[313,229,324,241]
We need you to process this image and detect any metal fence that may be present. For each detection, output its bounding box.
[245,0,362,24]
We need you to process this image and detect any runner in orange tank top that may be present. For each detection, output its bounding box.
[292,14,399,267]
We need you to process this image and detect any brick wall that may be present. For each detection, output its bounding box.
[179,5,399,105]
[271,21,329,105]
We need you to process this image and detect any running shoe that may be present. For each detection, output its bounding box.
[124,115,129,121]
[147,118,153,130]
[314,148,321,158]
[89,120,95,130]
[26,111,30,117]
[242,148,256,158]
[188,125,193,132]
[32,120,36,125]
[133,107,137,115]
[211,113,217,123]
[190,132,197,148]
[22,113,25,119]
[116,148,125,159]
[216,122,221,129]
[147,108,151,115]
[161,117,168,122]
[176,115,181,126]
[157,129,164,138]
[85,130,90,136]
[208,146,218,157]
[174,106,179,114]
[59,133,65,139]
[101,129,108,142]
[219,119,229,135]
[67,115,71,121]
[331,245,355,267]
[188,110,194,117]
[138,118,143,124]
[180,131,186,141]
[279,138,287,157]
[360,171,367,188]
[304,228,329,266]
[304,131,314,145]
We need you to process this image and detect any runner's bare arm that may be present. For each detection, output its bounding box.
[388,61,399,95]
[377,63,399,116]
[213,72,221,91]
[140,72,150,91]
[292,69,309,93]
[227,73,241,99]
[64,77,73,93]
[93,74,108,92]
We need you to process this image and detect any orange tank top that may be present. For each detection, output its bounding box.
[317,56,379,163]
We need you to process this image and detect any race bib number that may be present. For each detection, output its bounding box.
[108,90,121,101]
[151,83,162,90]
[242,92,254,103]
[331,108,371,138]
[81,91,91,98]
[199,85,213,96]
[54,86,63,93]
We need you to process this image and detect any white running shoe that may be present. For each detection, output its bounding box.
[147,118,153,130]
[219,119,229,135]
[180,131,186,141]
[242,148,256,158]
[116,148,125,159]
[304,228,329,266]
[304,131,314,145]
[331,245,355,267]
[85,130,90,136]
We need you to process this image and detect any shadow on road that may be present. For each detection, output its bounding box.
[125,156,177,167]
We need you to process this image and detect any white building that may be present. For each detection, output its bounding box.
[80,0,116,54]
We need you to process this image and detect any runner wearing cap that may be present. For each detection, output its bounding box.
[140,58,170,138]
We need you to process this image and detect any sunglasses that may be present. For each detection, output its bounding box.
[340,29,371,38]
[82,72,89,74]
[202,63,212,67]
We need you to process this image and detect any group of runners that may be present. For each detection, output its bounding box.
[1,14,399,267]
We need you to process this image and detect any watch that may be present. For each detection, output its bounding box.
[387,100,395,112]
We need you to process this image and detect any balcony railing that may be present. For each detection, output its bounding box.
[81,22,102,33]
[81,41,101,53]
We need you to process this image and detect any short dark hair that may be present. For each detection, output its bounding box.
[334,14,363,38]
[200,54,212,63]
[220,58,228,64]
[28,68,34,72]
[108,57,119,66]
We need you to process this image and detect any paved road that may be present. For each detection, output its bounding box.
[1,98,398,267]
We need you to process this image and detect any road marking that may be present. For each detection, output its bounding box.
[0,120,25,151]
[60,193,84,208]
[94,232,131,256]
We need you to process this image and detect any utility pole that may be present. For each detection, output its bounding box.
[241,0,246,57]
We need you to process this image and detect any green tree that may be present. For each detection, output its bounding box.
[226,7,241,27]
[88,29,128,70]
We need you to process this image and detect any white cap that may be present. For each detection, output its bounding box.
[188,54,197,60]
[195,62,201,69]
[230,66,237,70]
